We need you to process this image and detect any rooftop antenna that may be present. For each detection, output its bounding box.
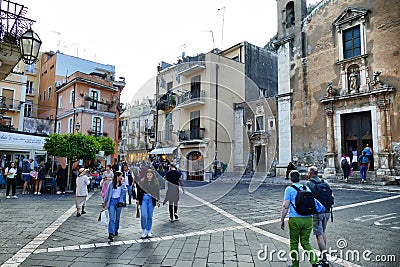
[217,7,225,47]
[203,30,215,49]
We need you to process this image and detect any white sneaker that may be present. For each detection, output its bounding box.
[12,195,18,199]
[6,196,10,199]
[147,232,153,238]
[37,192,41,195]
[56,191,62,195]
[141,229,147,239]
[34,192,37,195]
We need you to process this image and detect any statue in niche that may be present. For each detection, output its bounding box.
[285,3,295,28]
[349,69,359,94]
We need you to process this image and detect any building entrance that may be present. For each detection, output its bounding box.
[342,111,373,169]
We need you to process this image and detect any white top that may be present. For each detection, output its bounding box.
[352,151,358,162]
[5,167,17,178]
[76,174,90,196]
[112,186,123,199]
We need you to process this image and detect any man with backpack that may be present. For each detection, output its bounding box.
[358,151,369,183]
[306,166,334,267]
[280,170,321,267]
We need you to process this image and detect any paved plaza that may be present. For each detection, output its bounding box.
[0,176,399,267]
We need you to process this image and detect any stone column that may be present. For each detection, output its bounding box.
[376,98,393,176]
[323,104,336,178]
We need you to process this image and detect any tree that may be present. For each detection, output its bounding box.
[96,136,115,156]
[44,133,101,189]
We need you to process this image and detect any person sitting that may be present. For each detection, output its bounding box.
[286,162,297,180]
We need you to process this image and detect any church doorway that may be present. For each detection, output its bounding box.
[342,111,373,169]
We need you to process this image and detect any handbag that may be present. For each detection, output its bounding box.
[99,210,109,226]
[136,205,140,218]
[116,202,125,208]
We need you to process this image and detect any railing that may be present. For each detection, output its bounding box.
[26,88,35,95]
[178,128,205,141]
[0,0,35,45]
[4,98,22,110]
[82,99,116,113]
[177,90,206,106]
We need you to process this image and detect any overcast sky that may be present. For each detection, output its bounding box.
[19,0,320,104]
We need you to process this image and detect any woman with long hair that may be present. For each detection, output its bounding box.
[103,171,126,242]
[101,164,114,203]
[136,169,160,238]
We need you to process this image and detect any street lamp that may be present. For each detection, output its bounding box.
[19,29,42,65]
[75,122,80,132]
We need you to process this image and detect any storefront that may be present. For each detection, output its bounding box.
[0,130,47,171]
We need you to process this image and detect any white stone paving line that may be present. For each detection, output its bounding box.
[0,192,95,267]
[4,191,399,267]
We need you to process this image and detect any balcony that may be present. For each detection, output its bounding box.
[81,97,117,113]
[0,0,36,80]
[177,90,206,109]
[178,128,205,142]
[4,98,22,111]
[87,130,109,137]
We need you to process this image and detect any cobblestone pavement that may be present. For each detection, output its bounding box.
[0,178,399,267]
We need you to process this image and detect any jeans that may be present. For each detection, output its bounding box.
[140,194,154,231]
[108,198,122,235]
[360,165,368,180]
[127,185,133,203]
[288,217,318,267]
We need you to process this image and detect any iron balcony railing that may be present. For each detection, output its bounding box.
[177,90,206,106]
[178,128,205,141]
[0,0,35,45]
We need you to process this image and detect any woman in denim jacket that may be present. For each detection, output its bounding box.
[103,171,126,241]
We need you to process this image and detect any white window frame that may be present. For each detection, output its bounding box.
[92,115,104,135]
[70,90,74,103]
[255,115,265,132]
[68,117,73,133]
[57,121,61,134]
[58,95,63,108]
[24,101,33,117]
[48,86,51,99]
[26,81,34,94]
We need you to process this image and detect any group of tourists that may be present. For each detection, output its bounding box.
[341,144,372,183]
[281,166,334,267]
[3,158,50,198]
[75,159,184,242]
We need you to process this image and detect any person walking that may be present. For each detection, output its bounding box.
[136,169,160,238]
[76,168,91,217]
[56,165,67,194]
[21,159,33,194]
[101,164,114,204]
[306,166,333,267]
[280,170,321,267]
[163,163,184,222]
[123,164,135,205]
[34,162,47,195]
[103,171,127,242]
[362,144,373,170]
[358,151,369,183]
[5,162,18,199]
[340,154,351,182]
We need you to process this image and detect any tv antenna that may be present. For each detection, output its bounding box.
[217,7,225,47]
[203,30,215,49]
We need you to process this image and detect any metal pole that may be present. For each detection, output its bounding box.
[214,64,219,178]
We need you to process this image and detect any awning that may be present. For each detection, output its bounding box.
[149,146,177,155]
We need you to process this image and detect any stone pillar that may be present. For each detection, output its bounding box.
[376,99,393,176]
[323,104,336,178]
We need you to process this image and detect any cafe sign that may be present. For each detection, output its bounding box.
[0,131,46,147]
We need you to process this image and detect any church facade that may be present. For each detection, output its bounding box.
[274,0,400,181]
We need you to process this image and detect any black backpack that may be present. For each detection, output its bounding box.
[310,179,334,210]
[290,185,317,215]
[341,158,349,169]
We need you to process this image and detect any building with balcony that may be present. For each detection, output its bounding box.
[119,98,155,163]
[155,42,277,181]
[273,0,399,182]
[55,70,125,164]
